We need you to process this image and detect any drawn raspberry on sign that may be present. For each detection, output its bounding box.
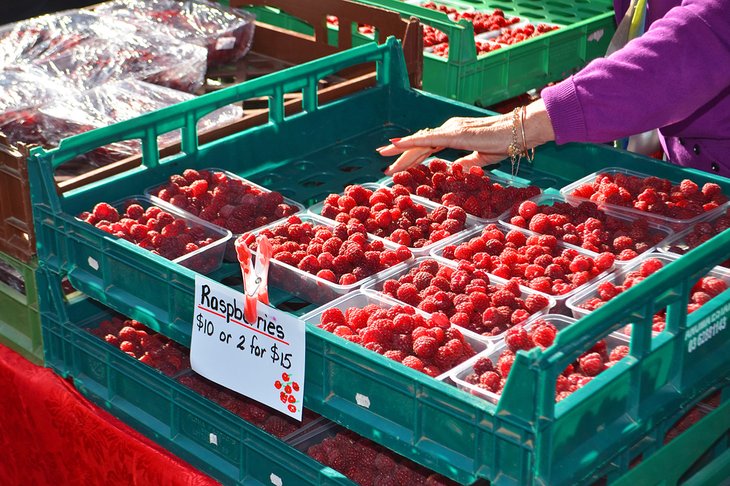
[288,404,297,413]
[274,380,282,389]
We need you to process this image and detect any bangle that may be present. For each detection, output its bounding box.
[520,105,535,162]
[507,107,522,176]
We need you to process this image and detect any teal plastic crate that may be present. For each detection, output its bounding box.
[38,271,351,486]
[27,39,730,484]
[0,251,43,365]
[245,0,615,106]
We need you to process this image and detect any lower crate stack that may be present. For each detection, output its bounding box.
[0,252,42,364]
[29,40,730,485]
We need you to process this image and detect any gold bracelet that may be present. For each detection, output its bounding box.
[520,105,535,162]
[508,107,522,176]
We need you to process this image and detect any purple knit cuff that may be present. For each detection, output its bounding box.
[542,77,588,145]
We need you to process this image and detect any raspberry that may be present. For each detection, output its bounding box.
[401,355,424,371]
[639,258,663,277]
[700,276,727,297]
[413,336,438,359]
[322,308,346,326]
[518,200,538,219]
[473,357,494,375]
[396,283,420,306]
[578,352,604,376]
[505,326,534,352]
[609,345,629,361]
[475,371,500,393]
[524,293,550,313]
[594,252,616,270]
[497,350,515,377]
[679,179,699,196]
[93,202,119,222]
[316,269,336,282]
[531,322,557,348]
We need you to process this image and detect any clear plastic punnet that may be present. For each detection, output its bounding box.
[450,314,630,404]
[499,192,675,267]
[89,195,231,274]
[301,289,491,378]
[566,251,730,336]
[362,256,556,342]
[307,183,479,257]
[94,0,256,67]
[560,167,729,229]
[146,168,304,261]
[237,214,414,305]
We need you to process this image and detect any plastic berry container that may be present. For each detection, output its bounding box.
[449,314,630,404]
[566,251,730,333]
[100,195,231,274]
[145,168,305,262]
[659,203,730,267]
[308,183,479,257]
[301,289,491,378]
[379,157,539,226]
[430,222,615,313]
[500,192,675,267]
[560,167,729,229]
[362,256,556,343]
[241,214,413,306]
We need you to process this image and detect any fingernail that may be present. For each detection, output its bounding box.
[375,145,388,152]
[389,137,402,143]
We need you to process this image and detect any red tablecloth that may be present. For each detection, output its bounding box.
[0,343,220,485]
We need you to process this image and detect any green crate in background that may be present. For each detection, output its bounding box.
[0,252,42,365]
[26,39,730,484]
[243,0,615,106]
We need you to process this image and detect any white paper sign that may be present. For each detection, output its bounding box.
[191,275,306,420]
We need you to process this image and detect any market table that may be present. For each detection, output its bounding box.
[0,342,219,485]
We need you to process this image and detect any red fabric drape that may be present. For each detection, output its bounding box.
[0,343,220,486]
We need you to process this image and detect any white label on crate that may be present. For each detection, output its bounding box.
[87,256,99,270]
[215,36,236,50]
[588,29,605,42]
[209,433,218,445]
[270,473,283,486]
[685,302,730,353]
[191,276,305,420]
[355,393,371,408]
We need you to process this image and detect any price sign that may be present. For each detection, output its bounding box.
[191,275,306,419]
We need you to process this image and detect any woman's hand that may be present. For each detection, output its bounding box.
[377,99,555,175]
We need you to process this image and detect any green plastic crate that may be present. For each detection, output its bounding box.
[27,39,730,484]
[0,251,43,365]
[245,0,615,106]
[38,271,352,486]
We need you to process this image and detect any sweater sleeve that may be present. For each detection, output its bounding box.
[542,0,730,144]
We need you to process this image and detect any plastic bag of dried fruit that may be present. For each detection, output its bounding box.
[94,0,256,67]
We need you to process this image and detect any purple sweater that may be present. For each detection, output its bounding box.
[542,0,730,177]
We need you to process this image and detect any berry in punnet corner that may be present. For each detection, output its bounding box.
[318,303,476,377]
[306,428,458,485]
[492,23,559,45]
[88,316,189,377]
[239,215,412,285]
[78,201,219,271]
[508,199,666,260]
[440,224,614,296]
[151,169,298,234]
[320,185,467,248]
[391,159,540,219]
[578,257,729,333]
[463,320,627,401]
[380,258,550,336]
[177,373,320,439]
[569,173,728,221]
